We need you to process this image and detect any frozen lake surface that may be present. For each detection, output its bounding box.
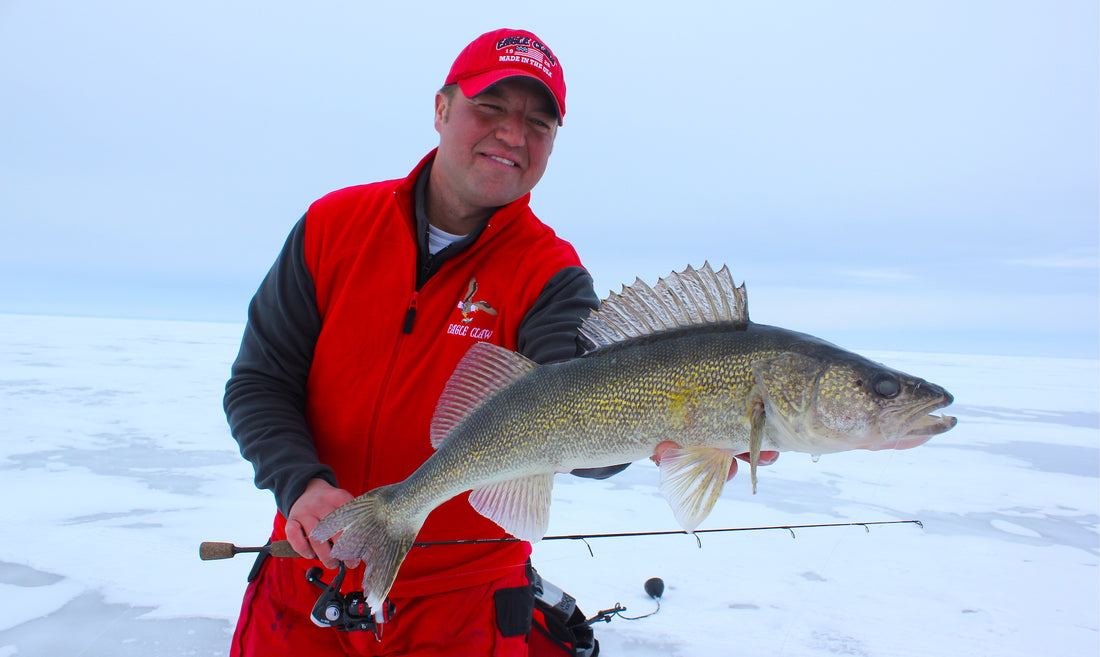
[0,314,1096,656]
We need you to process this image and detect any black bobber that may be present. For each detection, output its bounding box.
[644,577,664,600]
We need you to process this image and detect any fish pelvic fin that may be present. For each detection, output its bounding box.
[658,447,735,533]
[580,263,748,349]
[431,342,539,449]
[310,484,417,610]
[469,472,555,543]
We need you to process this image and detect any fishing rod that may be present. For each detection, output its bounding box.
[200,519,922,635]
[417,519,922,547]
[413,519,923,554]
[200,519,923,561]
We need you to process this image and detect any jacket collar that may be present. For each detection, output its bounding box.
[399,149,535,287]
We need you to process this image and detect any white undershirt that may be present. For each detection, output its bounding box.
[427,224,465,255]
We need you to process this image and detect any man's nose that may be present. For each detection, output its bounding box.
[495,113,526,147]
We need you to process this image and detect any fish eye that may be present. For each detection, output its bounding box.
[871,373,901,399]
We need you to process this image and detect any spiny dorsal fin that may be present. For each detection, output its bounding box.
[580,263,748,349]
[430,342,538,448]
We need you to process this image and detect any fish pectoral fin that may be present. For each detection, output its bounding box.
[658,447,735,533]
[749,398,765,495]
[469,473,555,543]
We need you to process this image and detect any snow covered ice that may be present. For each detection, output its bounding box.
[0,314,1096,656]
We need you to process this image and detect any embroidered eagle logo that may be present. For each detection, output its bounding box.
[458,278,497,323]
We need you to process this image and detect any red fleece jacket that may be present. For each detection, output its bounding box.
[227,150,602,599]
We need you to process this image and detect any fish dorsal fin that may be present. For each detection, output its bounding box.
[431,342,538,448]
[580,263,748,349]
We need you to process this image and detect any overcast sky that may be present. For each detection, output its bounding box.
[1,1,1096,357]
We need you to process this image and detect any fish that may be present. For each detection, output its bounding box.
[312,263,956,609]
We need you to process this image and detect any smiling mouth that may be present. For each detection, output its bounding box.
[486,154,518,167]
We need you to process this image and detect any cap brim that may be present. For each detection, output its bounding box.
[456,69,564,126]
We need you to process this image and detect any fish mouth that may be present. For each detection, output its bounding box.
[867,393,956,451]
[906,411,958,436]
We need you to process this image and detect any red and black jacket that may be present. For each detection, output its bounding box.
[225,150,622,597]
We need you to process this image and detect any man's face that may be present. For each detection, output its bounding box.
[431,77,558,223]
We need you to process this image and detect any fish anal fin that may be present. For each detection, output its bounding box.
[468,473,555,543]
[658,447,735,533]
[431,343,538,448]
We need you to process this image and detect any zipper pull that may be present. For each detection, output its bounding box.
[403,291,419,334]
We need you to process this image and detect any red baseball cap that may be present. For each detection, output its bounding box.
[444,28,566,125]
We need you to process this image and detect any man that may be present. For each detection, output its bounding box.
[224,28,621,656]
[225,28,774,656]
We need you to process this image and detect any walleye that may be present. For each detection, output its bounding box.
[312,264,956,609]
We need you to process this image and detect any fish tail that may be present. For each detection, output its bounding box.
[310,484,419,610]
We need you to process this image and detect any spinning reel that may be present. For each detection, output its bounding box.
[305,561,396,637]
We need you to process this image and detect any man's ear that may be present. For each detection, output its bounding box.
[434,91,449,133]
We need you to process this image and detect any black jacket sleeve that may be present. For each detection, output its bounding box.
[516,266,598,364]
[223,216,336,516]
[517,267,631,480]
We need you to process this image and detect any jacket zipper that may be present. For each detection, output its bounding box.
[403,290,419,334]
[404,245,443,334]
[365,277,419,487]
[362,204,498,489]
